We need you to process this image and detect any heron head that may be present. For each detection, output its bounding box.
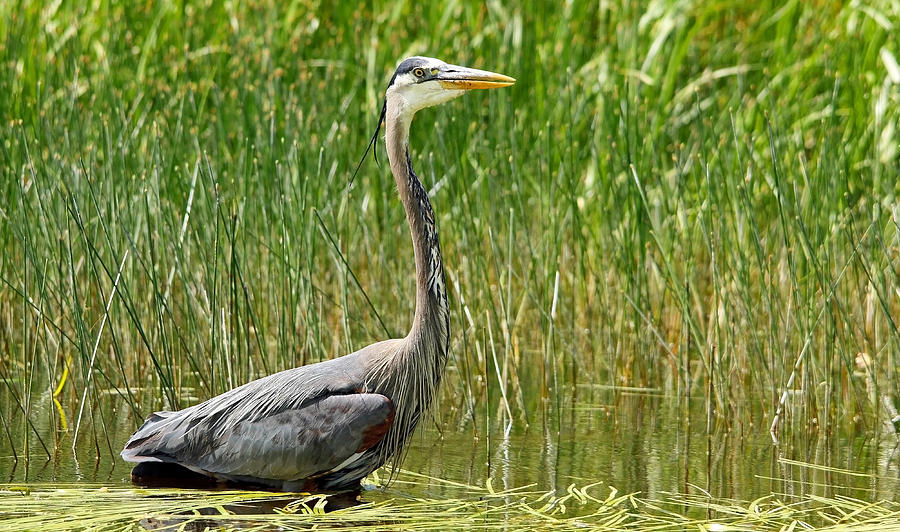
[350,57,514,186]
[386,56,515,114]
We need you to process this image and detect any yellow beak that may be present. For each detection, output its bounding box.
[437,64,516,90]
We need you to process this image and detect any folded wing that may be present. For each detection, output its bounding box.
[122,393,394,483]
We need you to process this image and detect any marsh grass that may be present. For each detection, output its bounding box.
[1,0,899,521]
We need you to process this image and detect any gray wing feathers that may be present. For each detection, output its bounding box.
[198,394,393,480]
[121,352,400,482]
[123,391,393,481]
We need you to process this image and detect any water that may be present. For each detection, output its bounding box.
[3,387,897,507]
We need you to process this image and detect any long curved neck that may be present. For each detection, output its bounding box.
[384,98,450,354]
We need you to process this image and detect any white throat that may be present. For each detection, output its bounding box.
[387,79,466,120]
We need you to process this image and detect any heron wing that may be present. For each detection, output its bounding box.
[125,392,394,483]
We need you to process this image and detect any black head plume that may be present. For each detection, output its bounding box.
[349,98,387,188]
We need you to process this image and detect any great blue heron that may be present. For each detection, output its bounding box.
[121,56,514,491]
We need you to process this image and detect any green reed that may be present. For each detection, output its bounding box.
[0,0,898,463]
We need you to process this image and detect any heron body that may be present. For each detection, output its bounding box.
[121,56,514,491]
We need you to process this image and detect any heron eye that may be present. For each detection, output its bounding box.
[413,68,425,78]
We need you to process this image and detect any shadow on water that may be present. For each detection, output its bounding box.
[128,461,365,495]
[135,491,364,531]
[129,462,239,490]
[99,462,369,529]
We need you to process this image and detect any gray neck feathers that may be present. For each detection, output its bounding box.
[370,95,450,470]
[383,100,450,357]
